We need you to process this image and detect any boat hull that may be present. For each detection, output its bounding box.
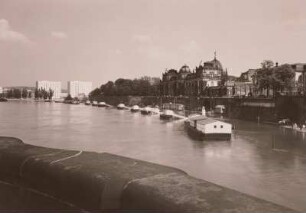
[141,110,151,115]
[160,114,173,120]
[131,109,140,113]
[185,123,231,140]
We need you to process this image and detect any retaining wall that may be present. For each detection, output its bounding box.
[0,137,298,212]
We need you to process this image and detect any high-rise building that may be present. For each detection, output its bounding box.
[68,81,92,98]
[36,81,61,99]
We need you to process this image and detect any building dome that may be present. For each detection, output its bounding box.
[179,65,191,73]
[210,58,223,70]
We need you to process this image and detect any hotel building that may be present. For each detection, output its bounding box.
[36,81,61,99]
[68,81,92,98]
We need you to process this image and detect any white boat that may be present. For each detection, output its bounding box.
[117,103,126,110]
[131,105,140,112]
[92,101,98,106]
[185,115,232,140]
[151,108,160,114]
[141,106,152,115]
[214,105,226,114]
[160,109,174,120]
[98,102,106,107]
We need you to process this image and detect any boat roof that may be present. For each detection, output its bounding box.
[189,116,230,125]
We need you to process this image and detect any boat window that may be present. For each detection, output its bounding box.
[214,125,217,128]
[221,125,223,128]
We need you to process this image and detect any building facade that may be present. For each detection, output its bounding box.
[291,63,306,95]
[68,81,92,98]
[36,81,61,99]
[160,55,227,97]
[0,87,3,94]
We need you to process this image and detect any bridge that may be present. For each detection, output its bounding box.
[0,137,298,212]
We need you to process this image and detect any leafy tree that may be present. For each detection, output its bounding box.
[48,89,54,100]
[22,89,28,98]
[34,89,39,99]
[256,62,295,97]
[65,94,73,101]
[261,60,274,69]
[13,89,21,99]
[89,88,102,100]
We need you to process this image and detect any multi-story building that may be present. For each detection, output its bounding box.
[160,54,227,97]
[36,81,61,99]
[68,81,92,98]
[0,86,3,94]
[291,63,306,94]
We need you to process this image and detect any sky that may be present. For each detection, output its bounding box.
[0,0,305,88]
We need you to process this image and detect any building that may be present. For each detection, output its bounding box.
[160,54,227,97]
[291,63,306,94]
[68,81,92,98]
[36,81,61,99]
[0,87,3,94]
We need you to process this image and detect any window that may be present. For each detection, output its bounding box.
[214,125,217,128]
[221,125,223,128]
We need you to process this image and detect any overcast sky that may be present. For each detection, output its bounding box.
[0,0,305,88]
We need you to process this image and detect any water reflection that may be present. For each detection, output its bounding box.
[0,101,305,212]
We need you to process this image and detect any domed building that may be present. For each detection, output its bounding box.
[160,53,228,97]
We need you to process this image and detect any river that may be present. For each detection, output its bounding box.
[0,100,306,212]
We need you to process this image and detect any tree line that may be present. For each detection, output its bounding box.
[34,88,54,100]
[255,60,296,97]
[3,89,31,99]
[89,76,160,99]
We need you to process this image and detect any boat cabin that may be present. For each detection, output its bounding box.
[187,115,232,140]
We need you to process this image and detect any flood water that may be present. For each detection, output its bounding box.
[0,100,306,212]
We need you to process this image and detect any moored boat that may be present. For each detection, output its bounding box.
[160,109,174,120]
[214,105,226,114]
[98,102,106,107]
[151,107,160,114]
[185,115,232,140]
[71,100,80,105]
[92,101,98,106]
[117,103,126,110]
[131,105,140,112]
[141,106,152,115]
[0,97,8,102]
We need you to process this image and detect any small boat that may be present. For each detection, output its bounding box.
[141,107,152,115]
[131,105,140,112]
[151,108,160,114]
[185,115,232,140]
[85,101,91,105]
[71,100,80,105]
[0,97,8,102]
[117,103,126,110]
[214,105,226,114]
[92,101,98,106]
[160,109,174,120]
[98,102,106,107]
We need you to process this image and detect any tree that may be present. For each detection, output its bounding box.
[261,60,274,69]
[49,89,54,100]
[272,64,295,95]
[65,94,73,101]
[89,88,102,100]
[34,89,39,99]
[13,89,21,99]
[22,89,28,99]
